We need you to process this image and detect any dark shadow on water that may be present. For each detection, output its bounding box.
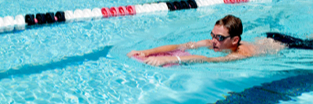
[0,46,112,80]
[215,71,313,104]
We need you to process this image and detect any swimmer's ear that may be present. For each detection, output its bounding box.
[232,36,240,45]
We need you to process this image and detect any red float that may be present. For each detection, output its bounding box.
[225,0,249,3]
[230,0,236,3]
[101,8,111,18]
[110,7,120,17]
[243,0,249,2]
[126,5,136,15]
[118,6,128,16]
[224,0,229,4]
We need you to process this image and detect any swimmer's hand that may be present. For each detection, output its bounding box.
[127,50,148,58]
[144,56,176,66]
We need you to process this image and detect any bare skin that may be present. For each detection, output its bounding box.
[127,25,285,66]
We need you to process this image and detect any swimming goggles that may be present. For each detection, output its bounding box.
[211,32,231,41]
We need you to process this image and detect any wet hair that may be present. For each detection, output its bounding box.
[215,15,243,45]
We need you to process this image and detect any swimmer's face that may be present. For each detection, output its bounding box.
[211,25,238,52]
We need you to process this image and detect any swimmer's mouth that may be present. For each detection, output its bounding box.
[213,45,218,49]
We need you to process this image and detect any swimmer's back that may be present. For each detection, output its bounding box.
[266,32,313,49]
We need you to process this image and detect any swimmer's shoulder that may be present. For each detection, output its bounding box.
[237,42,257,57]
[239,41,252,45]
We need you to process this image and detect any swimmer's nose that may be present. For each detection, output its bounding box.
[213,43,216,47]
[212,38,218,44]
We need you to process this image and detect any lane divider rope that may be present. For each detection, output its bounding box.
[0,0,267,33]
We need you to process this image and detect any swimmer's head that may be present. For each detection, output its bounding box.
[211,15,243,52]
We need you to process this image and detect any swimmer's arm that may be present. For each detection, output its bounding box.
[178,39,212,50]
[178,53,246,63]
[139,45,181,56]
[134,40,212,56]
[195,39,213,48]
[144,53,247,66]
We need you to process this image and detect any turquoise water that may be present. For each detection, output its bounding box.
[0,0,313,103]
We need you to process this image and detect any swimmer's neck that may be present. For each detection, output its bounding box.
[231,44,240,52]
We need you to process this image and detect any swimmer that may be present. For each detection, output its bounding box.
[127,15,311,66]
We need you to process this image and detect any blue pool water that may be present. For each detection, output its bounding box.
[0,0,313,103]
